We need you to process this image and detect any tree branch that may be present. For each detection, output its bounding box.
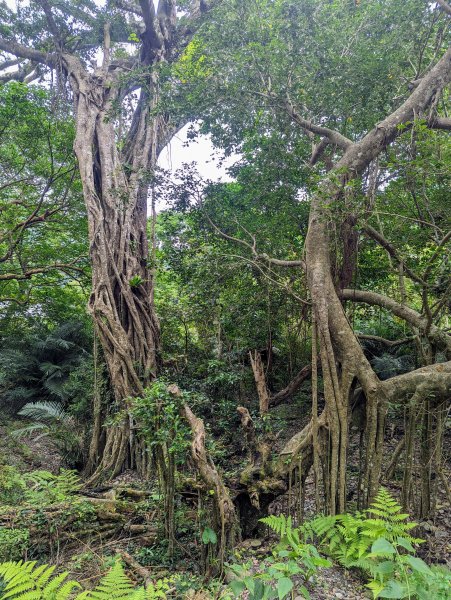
[139,0,164,54]
[341,288,451,355]
[310,137,330,166]
[270,364,312,407]
[202,208,305,268]
[363,224,427,286]
[0,262,86,281]
[0,37,55,66]
[382,361,451,403]
[285,98,353,150]
[356,334,415,347]
[37,0,62,47]
[436,0,451,18]
[428,116,451,130]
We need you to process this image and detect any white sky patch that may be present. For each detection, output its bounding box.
[156,123,239,212]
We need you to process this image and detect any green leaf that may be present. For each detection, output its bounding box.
[374,561,395,576]
[253,579,265,600]
[299,585,311,599]
[371,538,396,555]
[201,527,217,545]
[379,579,406,598]
[366,580,385,599]
[277,577,293,600]
[402,554,432,575]
[396,537,415,553]
[229,579,245,597]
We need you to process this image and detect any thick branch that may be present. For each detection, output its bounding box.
[257,253,304,268]
[363,225,427,286]
[310,137,330,166]
[270,364,312,407]
[335,47,451,178]
[0,38,55,66]
[341,288,451,355]
[249,350,270,414]
[428,116,451,130]
[37,0,62,46]
[285,99,353,150]
[382,361,451,403]
[182,402,237,540]
[183,403,230,497]
[139,0,164,55]
[436,0,451,18]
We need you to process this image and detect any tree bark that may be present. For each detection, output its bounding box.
[303,47,451,512]
[249,350,271,414]
[62,55,162,481]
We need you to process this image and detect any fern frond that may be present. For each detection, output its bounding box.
[260,514,292,537]
[18,401,69,422]
[80,561,134,599]
[0,560,77,599]
[128,589,146,600]
[308,515,337,538]
[55,580,83,599]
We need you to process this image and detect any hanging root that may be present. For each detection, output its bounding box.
[182,403,238,569]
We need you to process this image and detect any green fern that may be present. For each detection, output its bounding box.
[364,488,422,545]
[303,514,337,539]
[77,561,134,598]
[308,488,423,567]
[0,560,169,599]
[260,514,293,538]
[0,560,80,599]
[128,579,169,599]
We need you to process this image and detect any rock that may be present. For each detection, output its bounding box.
[335,593,344,599]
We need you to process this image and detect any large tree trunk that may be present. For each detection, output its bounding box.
[51,0,216,480]
[61,51,165,480]
[303,47,451,513]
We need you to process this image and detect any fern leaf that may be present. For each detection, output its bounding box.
[35,564,56,587]
[128,589,146,600]
[260,515,292,537]
[55,579,82,599]
[81,561,134,599]
[0,561,76,600]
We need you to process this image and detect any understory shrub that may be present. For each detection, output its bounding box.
[227,489,451,599]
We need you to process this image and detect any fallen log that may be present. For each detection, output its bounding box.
[0,494,158,558]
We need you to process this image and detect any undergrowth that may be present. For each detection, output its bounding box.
[0,560,170,599]
[227,488,451,600]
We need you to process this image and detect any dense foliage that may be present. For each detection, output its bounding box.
[0,0,449,598]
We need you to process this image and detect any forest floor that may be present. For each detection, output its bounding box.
[0,411,450,599]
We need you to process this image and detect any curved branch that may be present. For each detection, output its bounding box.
[285,99,353,150]
[310,137,330,166]
[0,37,55,66]
[256,253,304,268]
[182,401,238,557]
[0,262,86,281]
[423,229,451,282]
[270,364,312,407]
[428,116,451,130]
[436,0,451,18]
[356,334,415,348]
[203,209,304,268]
[37,0,62,46]
[341,288,451,355]
[382,361,451,403]
[363,225,428,286]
